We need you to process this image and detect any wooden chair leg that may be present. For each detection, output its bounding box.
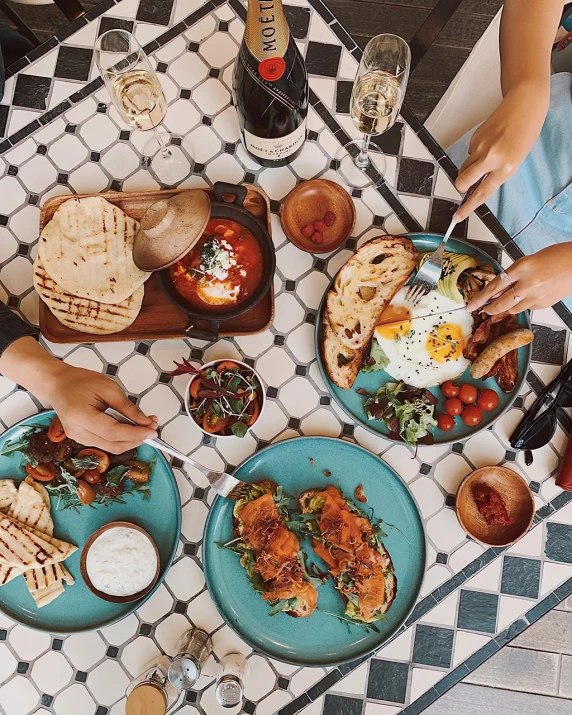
[0,0,40,47]
[51,0,86,22]
[409,0,465,71]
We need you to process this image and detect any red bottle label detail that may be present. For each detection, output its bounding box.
[258,57,286,81]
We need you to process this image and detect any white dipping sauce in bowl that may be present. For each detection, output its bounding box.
[86,526,157,597]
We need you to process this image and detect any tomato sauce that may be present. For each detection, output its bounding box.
[472,483,512,526]
[170,218,264,310]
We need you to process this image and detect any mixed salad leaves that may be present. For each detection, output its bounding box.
[358,381,437,447]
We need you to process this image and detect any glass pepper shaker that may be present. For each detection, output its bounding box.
[215,653,250,708]
[168,628,213,690]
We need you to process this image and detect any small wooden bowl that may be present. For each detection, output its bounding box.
[81,521,160,603]
[456,466,534,547]
[280,179,355,254]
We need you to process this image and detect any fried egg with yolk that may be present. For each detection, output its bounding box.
[373,286,474,388]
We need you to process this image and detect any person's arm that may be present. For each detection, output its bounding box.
[454,0,565,220]
[0,306,157,453]
[467,242,572,314]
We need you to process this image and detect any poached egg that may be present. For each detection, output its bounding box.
[374,287,474,388]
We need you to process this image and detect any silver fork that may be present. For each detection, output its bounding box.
[405,176,487,306]
[105,408,250,500]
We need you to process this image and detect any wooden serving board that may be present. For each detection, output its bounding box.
[38,185,275,343]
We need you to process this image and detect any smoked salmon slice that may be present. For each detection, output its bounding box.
[226,480,318,618]
[299,485,397,624]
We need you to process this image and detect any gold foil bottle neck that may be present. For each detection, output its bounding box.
[244,0,290,62]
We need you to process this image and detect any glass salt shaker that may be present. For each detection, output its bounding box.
[125,655,178,715]
[215,653,250,708]
[168,628,213,690]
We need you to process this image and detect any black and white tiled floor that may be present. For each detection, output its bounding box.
[0,1,571,714]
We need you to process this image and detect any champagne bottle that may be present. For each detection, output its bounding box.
[233,0,309,167]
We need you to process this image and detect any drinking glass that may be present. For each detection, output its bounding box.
[336,34,410,189]
[95,30,190,184]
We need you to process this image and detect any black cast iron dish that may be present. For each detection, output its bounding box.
[159,181,276,341]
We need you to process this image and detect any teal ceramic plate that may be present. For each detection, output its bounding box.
[203,437,425,666]
[316,234,532,445]
[0,411,181,633]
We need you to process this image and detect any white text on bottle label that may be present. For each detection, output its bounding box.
[244,122,306,160]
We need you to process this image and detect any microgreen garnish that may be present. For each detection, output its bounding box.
[319,610,383,633]
[186,361,260,437]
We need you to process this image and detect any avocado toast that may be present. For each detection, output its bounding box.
[228,480,318,618]
[300,485,396,624]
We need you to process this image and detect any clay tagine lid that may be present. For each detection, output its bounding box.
[133,189,211,271]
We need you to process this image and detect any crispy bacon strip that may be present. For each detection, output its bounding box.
[465,312,520,391]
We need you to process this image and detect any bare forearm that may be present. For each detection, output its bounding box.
[0,337,66,402]
[500,0,564,98]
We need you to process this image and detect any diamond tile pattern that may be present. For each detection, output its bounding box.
[0,1,570,715]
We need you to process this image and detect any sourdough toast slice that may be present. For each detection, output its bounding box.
[326,236,417,352]
[231,480,318,618]
[300,486,397,623]
[322,314,365,389]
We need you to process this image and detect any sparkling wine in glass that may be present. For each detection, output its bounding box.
[95,30,190,184]
[337,34,410,189]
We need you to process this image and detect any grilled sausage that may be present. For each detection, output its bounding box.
[470,328,534,380]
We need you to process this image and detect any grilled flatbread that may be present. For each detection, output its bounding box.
[0,480,17,510]
[0,564,24,585]
[25,477,50,508]
[29,580,65,608]
[33,256,144,335]
[8,480,53,537]
[325,236,417,351]
[25,562,74,593]
[38,196,148,304]
[0,515,76,568]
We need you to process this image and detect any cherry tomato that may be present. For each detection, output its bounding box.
[25,462,57,482]
[477,388,499,412]
[189,378,201,400]
[62,459,84,477]
[203,408,229,434]
[77,448,110,474]
[123,460,151,483]
[245,399,260,427]
[459,384,478,405]
[83,469,101,484]
[216,361,239,373]
[437,414,455,432]
[444,398,463,416]
[47,415,66,443]
[53,440,73,462]
[76,480,95,505]
[441,381,460,398]
[462,405,483,427]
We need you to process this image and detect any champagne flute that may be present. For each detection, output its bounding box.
[95,30,190,184]
[336,34,410,189]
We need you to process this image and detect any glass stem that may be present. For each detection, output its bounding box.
[152,125,171,158]
[354,134,371,169]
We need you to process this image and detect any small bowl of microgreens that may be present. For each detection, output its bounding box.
[184,359,264,438]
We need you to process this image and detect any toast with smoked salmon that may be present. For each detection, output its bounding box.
[299,485,396,623]
[227,480,319,618]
